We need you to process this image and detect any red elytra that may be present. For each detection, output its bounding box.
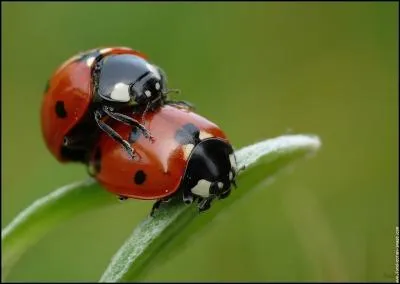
[89,105,230,200]
[41,47,148,163]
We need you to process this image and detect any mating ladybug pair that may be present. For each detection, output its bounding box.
[41,47,239,215]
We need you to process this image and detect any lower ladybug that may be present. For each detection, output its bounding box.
[88,105,238,214]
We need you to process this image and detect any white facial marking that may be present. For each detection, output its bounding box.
[199,131,213,140]
[145,90,152,97]
[218,182,224,189]
[110,82,131,102]
[229,171,233,181]
[86,57,96,67]
[100,48,112,54]
[191,179,211,198]
[146,63,161,79]
[155,82,160,90]
[182,144,195,160]
[229,154,237,170]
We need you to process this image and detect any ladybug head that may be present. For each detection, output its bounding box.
[95,54,167,107]
[180,138,238,200]
[128,66,167,106]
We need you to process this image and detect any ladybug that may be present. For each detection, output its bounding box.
[41,47,192,163]
[88,105,238,215]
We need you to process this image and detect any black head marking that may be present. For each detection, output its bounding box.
[129,127,142,143]
[175,123,200,145]
[55,101,67,118]
[134,170,146,185]
[179,139,235,200]
[44,80,50,93]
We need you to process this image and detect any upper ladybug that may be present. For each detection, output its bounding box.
[41,47,193,163]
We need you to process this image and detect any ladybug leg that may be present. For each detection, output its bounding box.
[150,198,171,217]
[86,163,96,177]
[118,195,128,202]
[197,197,214,213]
[237,165,246,174]
[150,200,162,217]
[94,111,136,158]
[182,190,194,205]
[231,179,237,189]
[103,106,153,141]
[166,100,195,111]
[218,189,231,200]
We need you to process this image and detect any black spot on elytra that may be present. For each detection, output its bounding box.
[55,101,67,118]
[175,123,200,145]
[134,170,146,185]
[93,148,102,173]
[129,127,141,143]
[44,80,50,93]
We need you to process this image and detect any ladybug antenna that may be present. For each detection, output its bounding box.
[163,88,181,96]
[141,101,152,125]
[141,96,163,124]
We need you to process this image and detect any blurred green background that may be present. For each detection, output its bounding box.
[2,2,398,282]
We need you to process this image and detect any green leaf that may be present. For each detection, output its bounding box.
[99,134,321,282]
[1,134,321,282]
[1,179,117,280]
